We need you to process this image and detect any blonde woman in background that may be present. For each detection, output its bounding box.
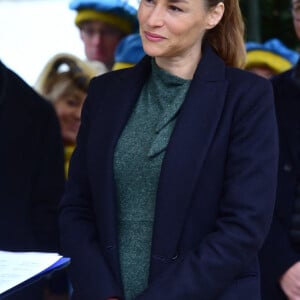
[35,53,105,177]
[35,53,105,300]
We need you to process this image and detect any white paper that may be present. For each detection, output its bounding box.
[0,250,63,294]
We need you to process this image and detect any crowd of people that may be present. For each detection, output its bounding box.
[2,0,300,299]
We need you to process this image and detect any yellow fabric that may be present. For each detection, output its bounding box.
[245,50,293,74]
[112,62,134,70]
[64,145,75,178]
[75,9,133,34]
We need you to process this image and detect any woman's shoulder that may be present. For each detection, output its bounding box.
[221,66,275,116]
[91,56,151,86]
[226,66,272,86]
[87,57,152,101]
[224,66,273,98]
[91,67,131,85]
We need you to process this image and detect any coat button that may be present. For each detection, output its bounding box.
[171,254,179,261]
[283,164,292,172]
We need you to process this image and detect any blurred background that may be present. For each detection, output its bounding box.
[241,0,298,49]
[0,0,298,85]
[0,0,84,86]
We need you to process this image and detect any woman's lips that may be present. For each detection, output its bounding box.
[68,122,80,132]
[144,31,165,42]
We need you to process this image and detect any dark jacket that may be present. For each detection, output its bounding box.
[60,45,278,300]
[260,67,300,299]
[0,61,65,299]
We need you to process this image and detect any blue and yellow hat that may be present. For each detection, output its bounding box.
[245,38,299,74]
[113,33,145,70]
[69,0,139,34]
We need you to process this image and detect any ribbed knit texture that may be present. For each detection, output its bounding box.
[114,59,191,300]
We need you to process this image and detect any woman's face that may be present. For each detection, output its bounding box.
[138,0,223,60]
[292,0,300,40]
[54,89,86,146]
[80,20,124,69]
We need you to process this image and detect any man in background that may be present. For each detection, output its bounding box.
[245,38,299,79]
[69,0,138,70]
[259,0,300,299]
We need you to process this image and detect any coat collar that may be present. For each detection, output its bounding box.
[193,42,227,81]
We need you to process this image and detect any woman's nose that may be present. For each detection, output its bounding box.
[74,106,82,119]
[146,6,165,27]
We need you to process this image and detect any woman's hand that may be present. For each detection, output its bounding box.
[280,261,300,299]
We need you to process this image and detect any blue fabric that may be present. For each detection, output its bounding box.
[246,38,299,65]
[115,33,145,64]
[69,0,138,17]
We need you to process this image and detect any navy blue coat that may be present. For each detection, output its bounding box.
[0,61,65,298]
[260,68,300,299]
[60,45,279,300]
[0,61,65,252]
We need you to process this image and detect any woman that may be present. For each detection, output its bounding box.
[59,0,278,299]
[35,53,105,175]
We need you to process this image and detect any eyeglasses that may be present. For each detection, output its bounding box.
[80,25,123,40]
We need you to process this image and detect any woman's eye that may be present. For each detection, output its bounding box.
[169,5,182,12]
[66,99,78,107]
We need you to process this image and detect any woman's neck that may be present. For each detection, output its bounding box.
[154,49,202,80]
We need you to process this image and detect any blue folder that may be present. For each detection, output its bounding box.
[0,256,70,299]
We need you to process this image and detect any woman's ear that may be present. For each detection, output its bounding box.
[206,2,225,30]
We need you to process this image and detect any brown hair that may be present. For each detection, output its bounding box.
[205,0,246,68]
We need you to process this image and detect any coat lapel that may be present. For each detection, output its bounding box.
[90,58,152,246]
[150,45,228,274]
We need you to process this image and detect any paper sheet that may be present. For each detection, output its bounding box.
[0,250,65,294]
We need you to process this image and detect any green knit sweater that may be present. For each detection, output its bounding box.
[113,59,191,300]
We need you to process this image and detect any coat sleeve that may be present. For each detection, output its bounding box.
[59,80,123,300]
[31,101,65,252]
[136,75,279,299]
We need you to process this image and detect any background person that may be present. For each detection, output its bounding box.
[60,0,278,299]
[35,53,102,299]
[259,0,300,299]
[112,33,145,70]
[69,0,138,70]
[0,60,65,300]
[35,53,102,176]
[245,38,299,78]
